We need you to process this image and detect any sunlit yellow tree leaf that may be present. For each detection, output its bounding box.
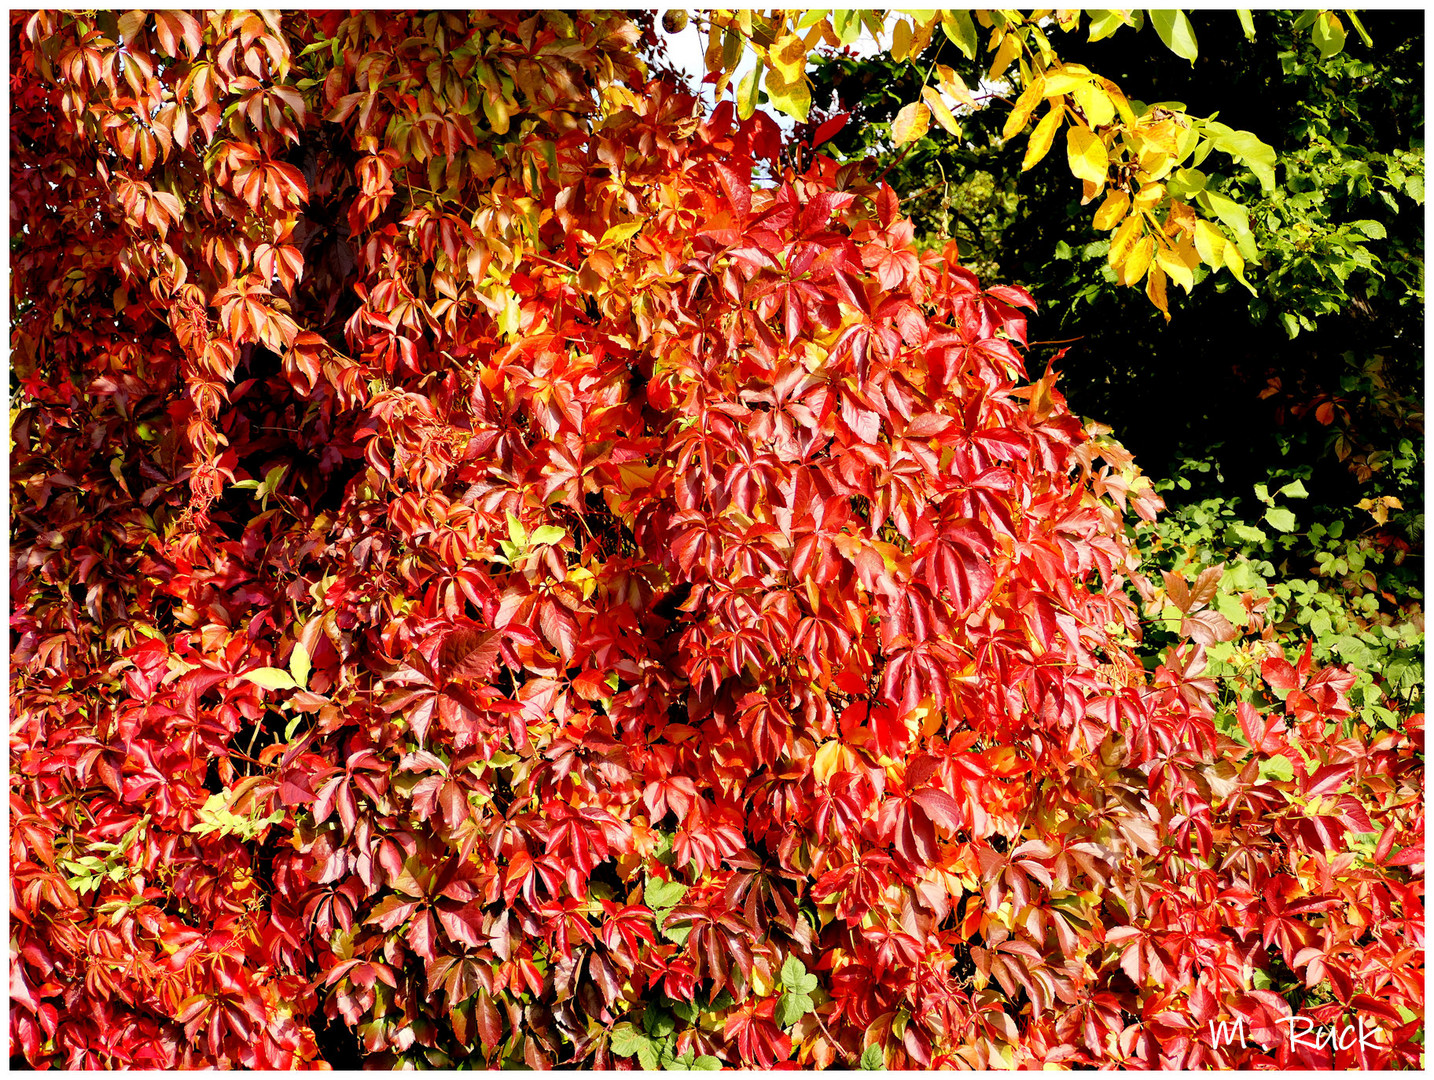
[1065,124,1108,187]
[892,100,931,145]
[1023,105,1063,171]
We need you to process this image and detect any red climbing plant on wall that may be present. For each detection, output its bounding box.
[10,9,1422,1070]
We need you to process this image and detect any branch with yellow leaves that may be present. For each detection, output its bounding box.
[688,9,1313,319]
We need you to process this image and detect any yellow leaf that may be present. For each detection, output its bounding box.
[1133,182,1165,211]
[1194,219,1227,267]
[1124,235,1156,285]
[1102,79,1138,127]
[936,64,977,108]
[813,741,858,784]
[1065,123,1108,186]
[1223,240,1257,294]
[1155,246,1194,292]
[1022,105,1063,171]
[242,667,298,691]
[891,18,913,62]
[1109,215,1142,268]
[1073,82,1115,128]
[1145,262,1170,319]
[1002,76,1046,140]
[892,101,931,145]
[1041,66,1092,97]
[922,86,961,136]
[769,32,806,83]
[1164,199,1198,239]
[704,28,724,73]
[988,32,1020,82]
[289,641,311,690]
[764,64,812,122]
[1092,189,1129,230]
[601,220,643,247]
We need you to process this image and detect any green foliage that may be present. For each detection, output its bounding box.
[1134,447,1423,736]
[776,955,819,1027]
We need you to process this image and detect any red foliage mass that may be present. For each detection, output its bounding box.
[10,9,1423,1070]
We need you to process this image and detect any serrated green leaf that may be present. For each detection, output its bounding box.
[671,999,697,1024]
[636,1040,660,1071]
[645,876,686,909]
[860,1044,885,1070]
[779,954,807,989]
[692,1056,721,1071]
[645,1008,677,1039]
[610,1023,648,1058]
[776,991,814,1027]
[242,666,298,691]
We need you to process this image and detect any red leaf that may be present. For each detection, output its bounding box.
[439,627,501,684]
[811,111,849,147]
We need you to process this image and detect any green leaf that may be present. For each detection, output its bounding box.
[1211,129,1277,191]
[1087,9,1136,44]
[289,641,311,690]
[832,8,860,45]
[1199,189,1251,237]
[1277,479,1309,499]
[644,1008,677,1039]
[776,991,814,1027]
[505,511,527,548]
[1350,219,1387,239]
[860,1044,886,1070]
[1227,522,1268,545]
[779,954,807,989]
[692,1056,722,1071]
[529,525,566,546]
[610,1023,649,1058]
[1236,9,1255,41]
[1311,11,1347,59]
[671,1000,697,1024]
[1149,9,1198,64]
[1258,755,1295,783]
[941,10,978,60]
[1264,507,1298,533]
[637,1040,660,1071]
[242,666,298,691]
[736,66,760,122]
[1345,10,1374,48]
[645,876,687,909]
